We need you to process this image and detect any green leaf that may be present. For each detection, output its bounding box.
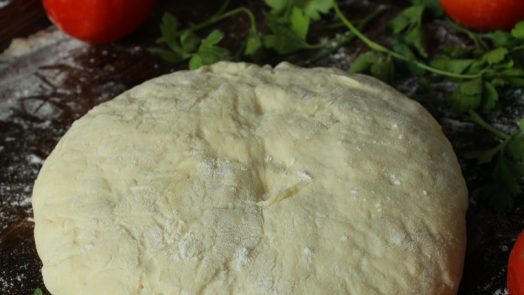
[350,52,394,82]
[291,7,310,39]
[511,21,524,39]
[482,81,499,112]
[465,145,501,164]
[451,78,483,111]
[431,56,474,74]
[370,55,394,82]
[32,288,43,295]
[482,48,509,65]
[189,55,203,70]
[189,30,231,69]
[349,52,377,73]
[393,43,424,75]
[486,31,514,47]
[390,5,423,34]
[508,134,524,160]
[466,60,486,75]
[179,30,200,52]
[480,155,522,211]
[502,68,524,77]
[503,67,524,86]
[390,9,414,34]
[302,0,334,20]
[458,78,483,95]
[438,46,473,58]
[519,118,524,130]
[404,25,427,57]
[159,13,180,47]
[389,6,427,57]
[265,0,289,14]
[264,14,309,54]
[494,156,522,195]
[265,0,333,20]
[244,30,264,59]
[201,30,224,47]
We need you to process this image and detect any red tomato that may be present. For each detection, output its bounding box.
[439,0,524,31]
[43,0,156,44]
[508,230,524,295]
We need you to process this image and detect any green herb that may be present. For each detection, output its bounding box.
[189,30,231,69]
[150,1,256,68]
[32,288,43,295]
[467,112,524,210]
[389,5,427,58]
[263,0,333,54]
[511,21,524,39]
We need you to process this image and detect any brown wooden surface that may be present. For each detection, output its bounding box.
[0,0,523,294]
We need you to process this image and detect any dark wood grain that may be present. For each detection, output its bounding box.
[0,0,522,294]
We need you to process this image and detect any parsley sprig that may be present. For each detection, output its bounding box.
[151,0,373,69]
[468,111,524,210]
[150,0,258,68]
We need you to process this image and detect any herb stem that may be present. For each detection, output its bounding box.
[301,32,355,64]
[469,110,511,140]
[185,7,257,35]
[444,19,488,50]
[333,1,481,80]
[215,0,231,17]
[333,2,388,53]
[303,5,388,65]
[511,44,524,53]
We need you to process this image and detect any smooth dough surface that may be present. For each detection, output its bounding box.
[33,62,468,295]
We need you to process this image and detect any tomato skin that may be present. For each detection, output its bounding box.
[508,230,524,295]
[43,0,156,44]
[439,0,524,31]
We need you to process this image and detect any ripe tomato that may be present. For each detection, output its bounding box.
[43,0,156,44]
[508,230,524,295]
[439,0,524,31]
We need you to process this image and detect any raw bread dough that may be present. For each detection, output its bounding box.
[33,62,468,295]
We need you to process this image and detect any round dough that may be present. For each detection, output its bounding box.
[33,62,468,295]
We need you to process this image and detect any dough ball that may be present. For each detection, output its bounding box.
[33,62,468,295]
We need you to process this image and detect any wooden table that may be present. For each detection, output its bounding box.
[0,0,522,294]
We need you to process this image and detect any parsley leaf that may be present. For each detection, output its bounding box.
[468,112,524,210]
[263,13,311,54]
[389,5,427,57]
[33,288,43,295]
[263,0,333,54]
[244,30,264,60]
[302,0,334,20]
[482,47,509,65]
[511,21,524,39]
[189,30,231,69]
[350,52,394,82]
[151,13,198,63]
[451,78,483,111]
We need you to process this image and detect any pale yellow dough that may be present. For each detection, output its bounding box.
[33,62,468,295]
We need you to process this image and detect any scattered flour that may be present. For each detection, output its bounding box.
[0,0,11,9]
[0,28,70,60]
